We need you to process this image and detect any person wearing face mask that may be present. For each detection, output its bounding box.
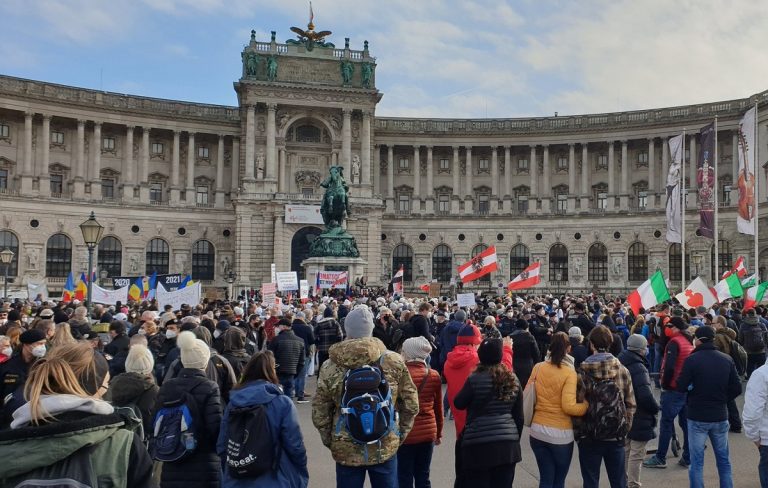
[155,321,180,384]
[0,329,48,429]
[245,314,265,354]
[401,302,435,352]
[213,320,231,355]
[104,321,131,377]
[0,335,12,364]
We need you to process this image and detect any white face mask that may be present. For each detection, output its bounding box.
[213,330,222,339]
[506,313,514,319]
[138,329,147,336]
[165,330,177,339]
[31,345,47,358]
[1,347,12,357]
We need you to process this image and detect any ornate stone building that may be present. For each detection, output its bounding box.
[0,27,766,295]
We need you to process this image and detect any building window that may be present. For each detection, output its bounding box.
[628,242,649,282]
[439,158,450,171]
[397,194,410,213]
[198,146,209,159]
[0,169,7,190]
[557,156,568,171]
[50,174,64,195]
[392,244,413,282]
[471,244,491,282]
[0,124,9,138]
[588,243,608,282]
[596,154,608,170]
[192,240,215,280]
[97,236,122,278]
[196,186,209,206]
[149,182,163,202]
[556,194,568,212]
[723,184,732,205]
[637,151,649,167]
[517,158,529,173]
[515,186,530,213]
[477,193,490,214]
[637,191,648,209]
[51,131,64,145]
[302,187,314,197]
[597,192,608,209]
[146,238,170,275]
[438,194,450,214]
[478,158,489,171]
[549,244,569,282]
[0,231,19,276]
[151,142,164,155]
[45,233,72,278]
[710,239,732,279]
[101,179,115,199]
[102,137,115,150]
[296,125,321,143]
[669,243,691,282]
[399,157,409,170]
[509,244,530,280]
[432,244,453,283]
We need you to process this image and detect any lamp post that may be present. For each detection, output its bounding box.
[79,212,104,318]
[0,248,14,300]
[225,270,238,301]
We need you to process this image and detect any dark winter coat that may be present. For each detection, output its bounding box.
[105,372,159,436]
[510,329,539,387]
[154,368,222,488]
[569,338,589,369]
[105,333,131,376]
[67,317,91,340]
[314,317,343,355]
[291,320,316,357]
[618,349,659,442]
[438,319,465,366]
[269,330,305,376]
[676,341,742,423]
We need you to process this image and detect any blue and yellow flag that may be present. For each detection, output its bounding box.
[62,272,75,301]
[128,276,143,302]
[74,273,87,301]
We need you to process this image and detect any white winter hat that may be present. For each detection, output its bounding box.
[177,330,211,370]
[125,344,154,375]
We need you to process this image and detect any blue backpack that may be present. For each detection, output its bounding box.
[148,391,199,462]
[335,354,398,462]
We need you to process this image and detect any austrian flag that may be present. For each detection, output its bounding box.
[507,262,541,290]
[458,246,498,283]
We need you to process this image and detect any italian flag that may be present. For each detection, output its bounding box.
[458,246,498,283]
[627,270,670,315]
[713,273,744,301]
[742,273,758,289]
[743,282,768,311]
[722,256,748,279]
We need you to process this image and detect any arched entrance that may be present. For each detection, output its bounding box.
[291,226,323,279]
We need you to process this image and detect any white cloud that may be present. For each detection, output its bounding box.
[33,0,132,43]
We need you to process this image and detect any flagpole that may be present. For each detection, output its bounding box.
[714,116,719,281]
[681,129,687,288]
[755,101,760,281]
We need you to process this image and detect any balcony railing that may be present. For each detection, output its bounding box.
[395,209,411,215]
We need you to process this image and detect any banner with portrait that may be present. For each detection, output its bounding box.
[697,122,716,239]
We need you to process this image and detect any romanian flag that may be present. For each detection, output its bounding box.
[74,273,87,301]
[147,271,158,300]
[61,272,75,302]
[128,276,143,302]
[179,275,191,288]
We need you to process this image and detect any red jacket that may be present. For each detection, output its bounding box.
[264,316,280,342]
[444,343,513,435]
[661,331,694,390]
[403,361,443,445]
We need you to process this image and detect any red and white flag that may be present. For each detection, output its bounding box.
[332,271,348,288]
[674,277,718,309]
[419,283,430,293]
[507,262,541,290]
[391,266,404,295]
[458,246,498,283]
[722,256,748,279]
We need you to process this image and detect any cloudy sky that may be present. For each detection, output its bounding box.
[2,0,767,118]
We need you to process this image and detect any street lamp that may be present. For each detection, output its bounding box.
[225,270,238,301]
[79,212,104,318]
[0,248,14,300]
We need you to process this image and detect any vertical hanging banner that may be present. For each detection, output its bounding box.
[666,134,684,243]
[736,107,757,235]
[697,122,716,239]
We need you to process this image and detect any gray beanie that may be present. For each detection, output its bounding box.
[125,344,154,375]
[344,305,375,339]
[454,309,467,322]
[401,336,432,363]
[627,334,648,353]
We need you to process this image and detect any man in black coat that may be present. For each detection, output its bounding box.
[104,320,131,376]
[269,318,305,399]
[510,318,539,388]
[291,312,316,403]
[618,334,659,488]
[570,302,595,336]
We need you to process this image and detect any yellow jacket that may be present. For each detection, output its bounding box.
[530,359,588,430]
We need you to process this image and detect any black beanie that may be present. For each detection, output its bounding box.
[478,338,504,365]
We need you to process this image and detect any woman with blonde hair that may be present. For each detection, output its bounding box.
[50,322,77,348]
[0,341,153,486]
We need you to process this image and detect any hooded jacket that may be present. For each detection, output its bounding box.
[618,349,659,441]
[743,360,768,446]
[312,337,419,466]
[444,343,513,435]
[105,371,159,436]
[577,352,637,439]
[217,380,308,488]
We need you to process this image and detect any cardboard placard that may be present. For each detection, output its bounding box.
[457,293,476,308]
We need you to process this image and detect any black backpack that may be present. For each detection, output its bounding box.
[582,374,629,441]
[148,386,201,462]
[225,404,279,478]
[743,324,767,353]
[729,339,748,376]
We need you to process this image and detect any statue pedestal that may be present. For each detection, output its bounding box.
[302,256,368,293]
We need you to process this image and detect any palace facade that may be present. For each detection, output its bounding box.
[0,28,766,295]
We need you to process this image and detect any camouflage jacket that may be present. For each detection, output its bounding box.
[311,337,419,466]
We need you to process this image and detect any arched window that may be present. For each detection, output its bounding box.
[471,244,491,282]
[192,240,215,280]
[432,244,453,283]
[46,234,72,278]
[710,239,732,279]
[628,242,649,282]
[549,244,568,282]
[669,243,691,282]
[509,244,530,280]
[97,236,122,278]
[295,125,322,143]
[588,243,608,282]
[146,238,170,275]
[392,244,414,282]
[0,231,19,277]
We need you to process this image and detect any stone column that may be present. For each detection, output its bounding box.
[138,126,150,203]
[688,135,697,209]
[243,105,256,185]
[341,108,352,177]
[732,130,739,205]
[278,147,287,193]
[607,141,615,210]
[412,145,421,201]
[170,130,181,204]
[73,119,86,198]
[452,146,461,214]
[464,146,473,214]
[490,146,499,197]
[373,144,381,196]
[185,132,195,204]
[529,145,537,196]
[661,136,669,196]
[568,143,576,212]
[503,146,512,212]
[387,145,394,198]
[266,103,277,181]
[361,110,372,188]
[215,134,225,208]
[231,137,240,192]
[648,138,656,209]
[91,122,102,198]
[541,144,551,213]
[620,140,629,209]
[425,145,434,213]
[21,112,34,192]
[580,143,590,210]
[39,115,51,196]
[123,125,134,200]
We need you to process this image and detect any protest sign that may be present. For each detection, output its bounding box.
[92,284,129,305]
[275,271,299,291]
[457,293,476,308]
[155,282,202,311]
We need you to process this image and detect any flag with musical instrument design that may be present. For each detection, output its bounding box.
[736,106,756,235]
[666,134,684,243]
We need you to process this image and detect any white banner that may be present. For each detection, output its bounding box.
[270,263,277,284]
[285,204,324,225]
[736,106,757,235]
[317,271,348,289]
[91,284,129,305]
[275,271,299,291]
[261,282,277,306]
[457,293,476,308]
[27,280,48,301]
[155,282,202,311]
[666,134,684,243]
[300,280,309,299]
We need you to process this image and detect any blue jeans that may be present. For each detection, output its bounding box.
[336,456,397,488]
[530,437,573,488]
[688,420,732,488]
[278,374,295,399]
[577,439,626,488]
[759,445,768,488]
[652,343,664,386]
[656,390,689,463]
[397,442,434,488]
[295,357,310,398]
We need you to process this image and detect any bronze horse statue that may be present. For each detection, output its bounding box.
[320,166,350,229]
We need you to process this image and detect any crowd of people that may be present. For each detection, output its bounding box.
[0,290,766,487]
